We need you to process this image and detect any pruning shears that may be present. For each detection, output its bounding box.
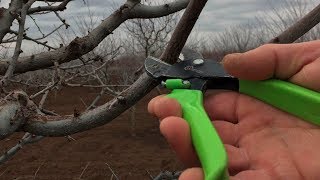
[145,48,320,180]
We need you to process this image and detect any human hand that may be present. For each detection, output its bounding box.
[148,40,320,180]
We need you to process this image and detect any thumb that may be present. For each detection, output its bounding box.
[221,41,320,82]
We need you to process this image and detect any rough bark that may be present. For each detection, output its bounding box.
[23,0,207,137]
[0,0,23,43]
[0,0,189,75]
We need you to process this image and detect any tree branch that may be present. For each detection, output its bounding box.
[269,3,320,43]
[0,133,43,165]
[1,0,36,85]
[159,0,207,63]
[0,0,188,75]
[128,0,189,19]
[28,0,72,14]
[0,0,23,43]
[20,0,209,137]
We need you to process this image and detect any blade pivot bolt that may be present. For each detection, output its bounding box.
[193,59,204,65]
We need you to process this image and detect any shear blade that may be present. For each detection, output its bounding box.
[145,47,233,82]
[179,47,204,61]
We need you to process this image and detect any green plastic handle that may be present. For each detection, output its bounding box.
[167,89,229,180]
[239,79,320,125]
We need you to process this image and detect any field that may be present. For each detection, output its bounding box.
[0,87,183,180]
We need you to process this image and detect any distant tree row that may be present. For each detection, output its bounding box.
[204,0,319,59]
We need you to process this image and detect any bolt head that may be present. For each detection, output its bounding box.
[193,59,204,65]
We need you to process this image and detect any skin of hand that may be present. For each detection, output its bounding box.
[148,40,320,180]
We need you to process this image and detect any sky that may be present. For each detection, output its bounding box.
[0,0,317,54]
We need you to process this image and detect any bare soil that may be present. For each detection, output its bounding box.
[0,87,183,180]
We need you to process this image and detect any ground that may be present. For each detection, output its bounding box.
[0,87,183,180]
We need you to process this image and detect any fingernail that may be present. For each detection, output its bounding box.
[221,53,242,64]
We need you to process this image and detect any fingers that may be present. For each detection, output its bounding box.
[177,145,252,179]
[290,56,320,91]
[179,168,203,180]
[153,94,242,145]
[160,117,200,167]
[148,96,182,120]
[230,170,272,180]
[179,169,273,180]
[204,91,240,123]
[222,41,320,86]
[149,91,241,124]
[225,145,250,176]
[204,91,271,124]
[212,121,239,146]
[147,95,164,115]
[160,117,251,173]
[160,110,240,148]
[150,93,270,145]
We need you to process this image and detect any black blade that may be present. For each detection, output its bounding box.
[165,59,230,79]
[144,56,171,79]
[145,47,205,80]
[146,56,231,79]
[146,56,231,77]
[144,47,237,91]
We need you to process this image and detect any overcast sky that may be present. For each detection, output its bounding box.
[0,0,317,54]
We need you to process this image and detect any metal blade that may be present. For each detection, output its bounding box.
[145,56,172,79]
[179,47,204,61]
[145,47,234,85]
[145,55,232,79]
[165,59,230,79]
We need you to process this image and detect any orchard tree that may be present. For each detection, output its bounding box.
[0,0,190,163]
[0,0,320,179]
[123,1,178,58]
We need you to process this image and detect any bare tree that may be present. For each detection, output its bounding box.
[124,1,179,58]
[0,0,190,163]
[209,22,255,59]
[206,0,320,60]
[0,1,319,179]
[256,0,320,43]
[122,1,181,115]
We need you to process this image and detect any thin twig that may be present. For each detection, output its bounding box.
[38,90,49,109]
[78,162,90,179]
[79,97,88,108]
[86,88,105,111]
[33,160,46,179]
[0,133,44,165]
[146,170,153,179]
[30,82,58,99]
[0,167,8,177]
[65,135,76,141]
[105,162,119,180]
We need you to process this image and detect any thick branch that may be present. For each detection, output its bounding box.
[28,0,72,14]
[269,3,320,43]
[128,0,189,19]
[1,0,36,84]
[160,0,207,63]
[0,0,23,43]
[22,73,157,136]
[21,0,209,136]
[0,0,188,75]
